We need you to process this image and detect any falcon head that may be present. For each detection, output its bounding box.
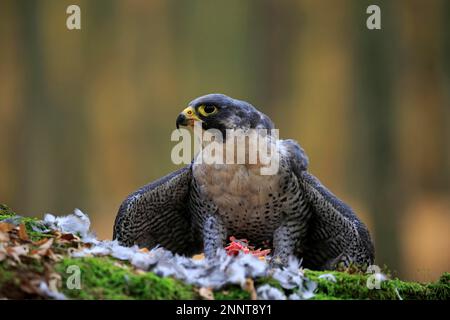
[176,94,274,136]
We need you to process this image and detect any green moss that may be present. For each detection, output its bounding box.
[0,210,52,241]
[305,270,450,300]
[0,204,16,220]
[1,204,449,300]
[0,267,15,286]
[0,267,22,299]
[214,276,291,300]
[55,257,196,300]
[214,286,251,300]
[1,255,449,300]
[439,272,450,284]
[0,257,50,299]
[256,276,284,291]
[312,293,342,300]
[19,216,52,241]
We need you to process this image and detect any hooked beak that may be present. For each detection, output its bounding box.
[176,106,200,129]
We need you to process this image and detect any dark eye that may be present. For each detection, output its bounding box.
[204,105,216,113]
[199,104,218,116]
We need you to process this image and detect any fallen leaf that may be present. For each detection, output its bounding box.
[0,222,14,233]
[7,244,29,263]
[199,287,214,300]
[52,231,62,239]
[135,269,146,275]
[33,238,51,246]
[18,223,30,241]
[20,278,42,296]
[192,253,205,260]
[243,278,257,300]
[58,233,80,242]
[0,244,6,261]
[39,281,67,300]
[34,238,54,256]
[47,272,62,292]
[0,231,10,242]
[67,247,79,255]
[51,253,64,262]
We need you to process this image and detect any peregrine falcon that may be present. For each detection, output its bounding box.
[113,94,375,270]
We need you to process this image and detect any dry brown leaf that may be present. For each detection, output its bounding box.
[243,278,257,300]
[33,238,51,246]
[75,242,92,250]
[58,233,80,242]
[48,272,62,292]
[52,231,62,238]
[20,278,42,295]
[7,244,29,263]
[139,247,149,253]
[0,231,10,242]
[113,261,130,269]
[199,287,214,300]
[0,244,6,261]
[46,249,59,261]
[50,252,64,262]
[35,238,54,255]
[135,269,146,275]
[18,223,30,241]
[30,238,56,260]
[0,222,14,233]
[192,253,205,260]
[67,247,79,255]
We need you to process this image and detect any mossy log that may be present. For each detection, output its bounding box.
[0,205,448,300]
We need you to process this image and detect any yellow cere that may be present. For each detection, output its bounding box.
[182,106,200,120]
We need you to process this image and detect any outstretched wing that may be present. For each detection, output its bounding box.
[282,139,374,268]
[113,165,201,255]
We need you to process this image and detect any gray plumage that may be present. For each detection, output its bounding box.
[113,94,375,270]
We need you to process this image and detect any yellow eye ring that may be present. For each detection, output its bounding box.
[198,105,218,117]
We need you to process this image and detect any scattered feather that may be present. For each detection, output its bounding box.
[318,273,337,282]
[272,257,304,289]
[39,282,67,300]
[394,287,403,300]
[43,209,91,238]
[257,284,286,300]
[22,209,317,300]
[299,280,317,299]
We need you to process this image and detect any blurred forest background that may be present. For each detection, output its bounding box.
[0,0,449,282]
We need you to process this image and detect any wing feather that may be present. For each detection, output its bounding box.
[282,139,374,268]
[113,166,201,255]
